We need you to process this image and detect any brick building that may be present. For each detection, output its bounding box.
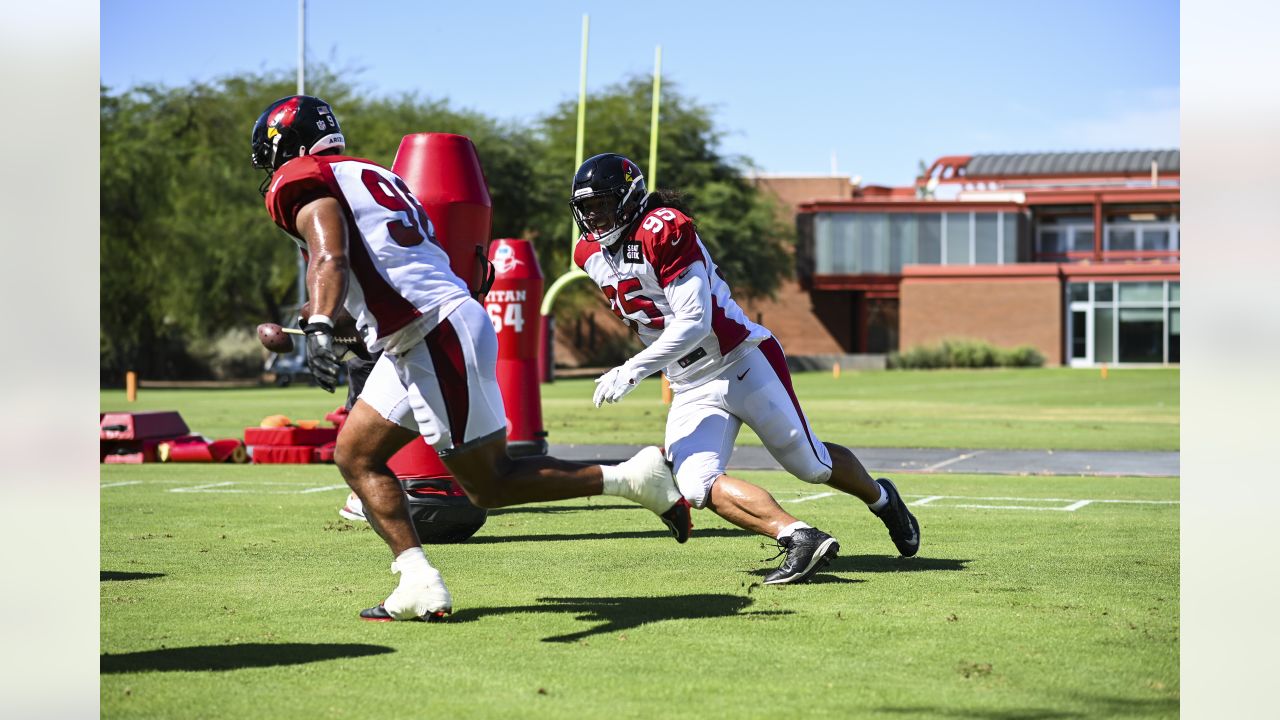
[757,150,1180,367]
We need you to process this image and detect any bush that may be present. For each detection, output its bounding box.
[888,338,1045,370]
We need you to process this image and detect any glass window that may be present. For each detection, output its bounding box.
[1096,283,1114,302]
[1142,228,1172,251]
[917,214,941,264]
[1038,230,1063,255]
[1072,228,1095,253]
[1168,308,1180,363]
[1002,213,1018,263]
[945,212,970,264]
[1095,308,1115,363]
[1170,282,1180,302]
[1068,283,1088,303]
[1108,227,1137,251]
[889,214,916,272]
[974,213,998,264]
[1119,308,1164,363]
[859,213,889,274]
[1119,282,1163,303]
[1071,310,1087,359]
[815,214,856,274]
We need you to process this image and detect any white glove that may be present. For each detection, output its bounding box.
[594,365,639,407]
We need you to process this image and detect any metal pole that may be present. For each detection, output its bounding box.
[570,13,589,267]
[648,45,661,190]
[295,0,307,310]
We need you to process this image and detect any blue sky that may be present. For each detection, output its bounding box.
[101,0,1179,185]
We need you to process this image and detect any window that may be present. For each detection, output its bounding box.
[858,214,890,274]
[889,214,917,272]
[1072,228,1095,253]
[1118,308,1164,363]
[1095,307,1115,363]
[945,212,970,264]
[1119,282,1162,303]
[1065,280,1180,366]
[1168,308,1180,363]
[1107,227,1137,251]
[974,213,999,264]
[917,214,941,264]
[1002,213,1019,262]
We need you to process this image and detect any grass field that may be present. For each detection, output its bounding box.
[102,367,1179,451]
[101,466,1178,718]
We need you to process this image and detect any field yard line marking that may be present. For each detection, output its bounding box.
[300,485,350,494]
[911,495,944,506]
[920,452,981,472]
[787,492,838,504]
[955,504,1077,511]
[100,481,142,489]
[170,482,237,493]
[1061,500,1093,512]
[906,494,1179,505]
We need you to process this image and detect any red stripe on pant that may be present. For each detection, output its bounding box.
[425,317,469,447]
[757,337,830,471]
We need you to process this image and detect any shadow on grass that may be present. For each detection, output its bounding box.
[101,643,394,674]
[467,528,745,544]
[825,555,971,573]
[876,694,1178,719]
[100,571,165,581]
[447,594,790,643]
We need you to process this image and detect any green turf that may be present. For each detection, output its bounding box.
[102,367,1178,451]
[101,465,1177,719]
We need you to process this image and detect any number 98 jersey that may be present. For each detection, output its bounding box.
[574,206,770,390]
[265,155,471,354]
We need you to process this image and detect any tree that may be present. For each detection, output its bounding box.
[531,75,793,300]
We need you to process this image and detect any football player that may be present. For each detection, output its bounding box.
[570,153,921,583]
[250,98,691,621]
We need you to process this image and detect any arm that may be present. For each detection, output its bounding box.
[295,197,350,322]
[294,197,351,392]
[624,262,712,380]
[595,263,711,407]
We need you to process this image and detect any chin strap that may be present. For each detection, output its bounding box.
[472,247,496,300]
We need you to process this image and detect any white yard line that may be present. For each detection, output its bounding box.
[920,451,982,472]
[99,481,142,489]
[299,484,350,494]
[786,492,838,504]
[910,495,945,506]
[1060,500,1093,512]
[170,481,237,493]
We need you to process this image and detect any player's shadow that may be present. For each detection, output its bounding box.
[447,593,792,643]
[825,555,970,573]
[467,528,745,544]
[100,571,165,581]
[100,643,395,674]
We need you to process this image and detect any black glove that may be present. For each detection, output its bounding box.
[303,321,341,393]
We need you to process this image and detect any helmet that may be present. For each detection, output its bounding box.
[569,153,648,248]
[250,95,345,177]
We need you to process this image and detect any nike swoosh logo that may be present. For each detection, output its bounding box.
[736,368,751,381]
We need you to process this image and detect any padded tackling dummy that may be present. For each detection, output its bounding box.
[403,478,487,543]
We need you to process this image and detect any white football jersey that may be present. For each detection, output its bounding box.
[266,155,471,353]
[575,206,770,390]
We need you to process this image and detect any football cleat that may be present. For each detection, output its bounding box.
[338,492,366,522]
[763,528,840,585]
[614,446,689,542]
[359,604,448,622]
[370,562,453,621]
[871,478,921,557]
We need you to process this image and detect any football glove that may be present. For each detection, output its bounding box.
[303,321,341,393]
[593,365,639,407]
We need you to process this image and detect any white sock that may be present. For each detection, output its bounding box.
[599,464,625,496]
[868,483,890,512]
[776,521,811,540]
[393,547,435,578]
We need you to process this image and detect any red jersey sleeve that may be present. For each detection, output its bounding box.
[573,235,599,271]
[636,208,702,287]
[263,156,339,237]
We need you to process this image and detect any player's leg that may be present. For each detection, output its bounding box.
[337,350,384,522]
[333,358,452,620]
[398,300,689,538]
[667,379,838,583]
[737,338,920,557]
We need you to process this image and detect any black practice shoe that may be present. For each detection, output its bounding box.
[763,527,840,585]
[871,478,920,557]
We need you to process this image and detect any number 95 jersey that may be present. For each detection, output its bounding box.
[265,154,472,355]
[574,206,770,390]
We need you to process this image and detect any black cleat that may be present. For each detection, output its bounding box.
[358,604,448,622]
[872,478,920,557]
[763,528,839,584]
[660,497,693,543]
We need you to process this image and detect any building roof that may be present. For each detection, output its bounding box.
[964,150,1179,177]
